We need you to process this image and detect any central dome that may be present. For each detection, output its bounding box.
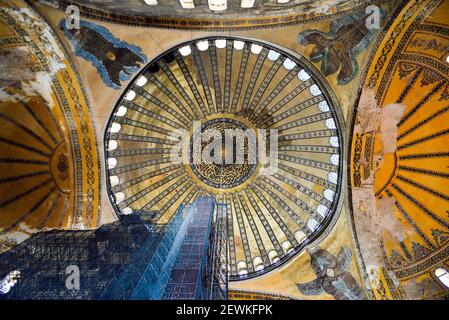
[190,118,257,189]
[105,37,344,280]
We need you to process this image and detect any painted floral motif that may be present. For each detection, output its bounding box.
[431,229,449,246]
[57,153,69,181]
[412,242,433,261]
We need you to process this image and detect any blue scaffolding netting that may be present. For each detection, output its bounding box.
[0,197,228,300]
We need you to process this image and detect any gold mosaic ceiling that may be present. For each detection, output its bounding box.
[104,37,345,280]
[0,0,101,252]
[350,0,449,300]
[0,0,448,300]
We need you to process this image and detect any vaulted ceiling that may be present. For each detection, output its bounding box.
[103,37,344,280]
[0,0,101,252]
[350,0,449,299]
[0,0,448,300]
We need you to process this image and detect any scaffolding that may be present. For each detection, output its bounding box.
[161,197,220,299]
[0,197,228,300]
[206,202,229,300]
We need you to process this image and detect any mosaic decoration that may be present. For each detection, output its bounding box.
[297,246,365,300]
[190,118,257,189]
[298,10,377,85]
[229,290,295,300]
[349,0,449,299]
[59,19,147,89]
[0,0,101,253]
[51,0,381,31]
[104,37,345,280]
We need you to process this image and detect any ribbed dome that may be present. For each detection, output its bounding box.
[104,37,344,280]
